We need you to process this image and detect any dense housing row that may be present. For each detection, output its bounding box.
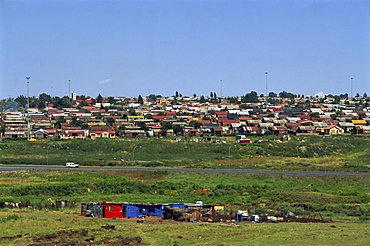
[1,94,370,139]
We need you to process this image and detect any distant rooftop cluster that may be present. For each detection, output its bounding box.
[1,92,369,139]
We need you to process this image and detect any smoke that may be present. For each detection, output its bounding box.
[3,101,19,112]
[315,91,325,97]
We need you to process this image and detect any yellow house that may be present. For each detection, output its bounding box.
[322,125,344,135]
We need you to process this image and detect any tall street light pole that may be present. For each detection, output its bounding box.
[26,77,30,141]
[47,144,55,165]
[265,72,268,98]
[351,78,353,98]
[132,145,142,163]
[220,80,222,98]
[68,80,71,98]
[228,145,235,174]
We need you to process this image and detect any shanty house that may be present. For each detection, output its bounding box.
[102,203,123,219]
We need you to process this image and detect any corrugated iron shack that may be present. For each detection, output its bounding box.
[81,202,186,219]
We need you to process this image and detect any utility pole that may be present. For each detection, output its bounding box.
[220,80,222,98]
[265,71,268,98]
[68,80,71,98]
[26,77,30,141]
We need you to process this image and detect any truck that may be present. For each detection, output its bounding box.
[65,162,79,168]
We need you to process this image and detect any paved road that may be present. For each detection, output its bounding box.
[0,164,369,177]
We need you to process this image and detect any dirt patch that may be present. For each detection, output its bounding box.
[1,226,145,246]
[0,179,22,183]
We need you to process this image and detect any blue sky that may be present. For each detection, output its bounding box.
[1,0,369,99]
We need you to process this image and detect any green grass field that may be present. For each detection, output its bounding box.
[0,210,369,246]
[1,135,369,172]
[0,136,369,245]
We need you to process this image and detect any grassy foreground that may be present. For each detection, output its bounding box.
[0,170,369,245]
[0,210,369,246]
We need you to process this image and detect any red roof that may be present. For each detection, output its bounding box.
[45,129,56,133]
[197,120,211,124]
[323,125,339,130]
[153,116,169,119]
[268,107,282,112]
[215,111,227,115]
[218,120,237,124]
[93,130,116,134]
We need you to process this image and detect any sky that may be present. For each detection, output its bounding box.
[0,0,369,99]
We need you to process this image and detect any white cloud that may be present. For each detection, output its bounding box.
[315,91,325,97]
[98,79,112,84]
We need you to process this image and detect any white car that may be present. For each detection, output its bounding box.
[66,162,79,168]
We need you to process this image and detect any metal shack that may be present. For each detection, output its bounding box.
[121,203,168,218]
[81,202,104,217]
[102,203,123,219]
[82,202,186,219]
[81,202,123,218]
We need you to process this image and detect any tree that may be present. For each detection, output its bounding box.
[107,97,116,104]
[161,121,173,129]
[311,112,320,118]
[38,100,46,109]
[173,124,184,135]
[137,95,144,105]
[128,108,137,116]
[69,116,83,127]
[161,121,173,135]
[175,91,179,97]
[363,93,368,98]
[14,95,27,108]
[95,113,103,119]
[242,91,259,103]
[106,117,115,124]
[279,91,296,99]
[54,116,66,129]
[145,114,153,119]
[39,93,52,104]
[193,93,197,97]
[136,121,148,131]
[96,94,103,103]
[268,92,277,97]
[189,121,203,129]
[148,94,157,102]
[267,97,279,104]
[200,96,206,103]
[210,92,214,98]
[355,93,360,98]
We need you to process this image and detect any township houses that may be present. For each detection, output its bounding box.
[1,95,369,139]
